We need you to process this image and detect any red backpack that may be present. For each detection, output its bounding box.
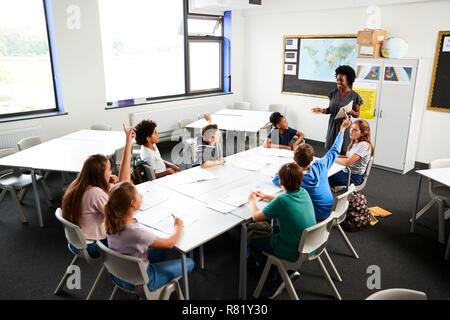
[342,191,371,232]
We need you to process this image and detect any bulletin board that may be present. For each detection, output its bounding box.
[281,34,358,98]
[427,31,450,112]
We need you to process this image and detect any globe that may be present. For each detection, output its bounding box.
[381,37,408,59]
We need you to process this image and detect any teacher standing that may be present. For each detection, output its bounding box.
[311,65,363,155]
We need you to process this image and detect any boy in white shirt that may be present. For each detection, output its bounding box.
[135,120,180,178]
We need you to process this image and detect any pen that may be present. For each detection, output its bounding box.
[171,213,176,219]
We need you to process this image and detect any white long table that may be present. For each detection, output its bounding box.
[186,108,272,153]
[0,130,126,227]
[410,167,450,244]
[142,145,344,299]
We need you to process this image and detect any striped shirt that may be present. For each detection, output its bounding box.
[347,141,371,175]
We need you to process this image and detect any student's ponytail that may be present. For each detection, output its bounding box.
[104,181,136,235]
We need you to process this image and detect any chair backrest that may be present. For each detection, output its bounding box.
[233,101,250,110]
[355,157,374,192]
[334,184,356,223]
[297,215,334,260]
[91,124,112,131]
[178,118,194,129]
[96,240,149,286]
[54,208,87,250]
[142,163,156,181]
[17,136,41,151]
[268,104,287,115]
[0,148,17,176]
[366,288,427,300]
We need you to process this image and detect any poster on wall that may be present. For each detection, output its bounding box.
[284,64,297,75]
[285,38,298,50]
[356,63,381,82]
[353,82,377,120]
[284,51,297,63]
[383,65,412,85]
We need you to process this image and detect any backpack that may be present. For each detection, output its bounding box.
[341,191,371,232]
[247,221,273,240]
[130,157,146,185]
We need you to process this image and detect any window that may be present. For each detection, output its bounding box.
[0,0,59,118]
[187,15,223,93]
[98,0,226,107]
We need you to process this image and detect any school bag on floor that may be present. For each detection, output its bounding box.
[342,191,371,232]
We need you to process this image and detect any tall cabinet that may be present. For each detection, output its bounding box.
[354,58,420,174]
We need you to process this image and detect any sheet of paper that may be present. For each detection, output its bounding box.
[207,200,237,214]
[231,157,267,172]
[135,205,176,227]
[151,210,200,234]
[252,181,282,195]
[163,169,216,186]
[258,147,294,158]
[244,155,280,165]
[138,190,168,211]
[334,101,353,119]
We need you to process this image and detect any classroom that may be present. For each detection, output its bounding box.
[0,0,449,304]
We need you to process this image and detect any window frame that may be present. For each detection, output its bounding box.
[0,0,61,121]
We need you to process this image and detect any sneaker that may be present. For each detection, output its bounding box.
[268,270,301,299]
[267,274,284,299]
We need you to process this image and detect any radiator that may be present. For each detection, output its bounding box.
[0,125,41,150]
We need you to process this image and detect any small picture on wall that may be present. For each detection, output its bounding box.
[285,51,297,63]
[284,63,297,75]
[383,65,412,85]
[356,63,381,81]
[285,38,298,50]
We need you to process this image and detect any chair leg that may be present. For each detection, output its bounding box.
[337,225,359,259]
[86,265,107,300]
[437,200,445,244]
[199,245,205,269]
[39,180,53,208]
[9,188,28,224]
[445,233,450,261]
[175,281,185,300]
[54,256,79,294]
[0,188,7,203]
[317,256,342,300]
[109,285,119,300]
[18,187,28,203]
[253,258,272,299]
[276,263,299,300]
[322,249,342,282]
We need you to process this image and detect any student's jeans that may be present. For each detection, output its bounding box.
[113,249,195,292]
[328,170,363,187]
[69,238,108,259]
[248,226,278,279]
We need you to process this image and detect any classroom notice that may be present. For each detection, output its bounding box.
[353,83,377,120]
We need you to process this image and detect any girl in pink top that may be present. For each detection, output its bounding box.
[61,124,135,257]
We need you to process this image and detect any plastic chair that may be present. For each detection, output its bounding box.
[54,208,107,300]
[16,136,52,201]
[335,157,374,193]
[253,215,342,300]
[91,124,112,131]
[96,240,184,300]
[366,288,427,300]
[411,158,450,245]
[268,104,287,115]
[142,163,157,181]
[0,149,51,223]
[233,102,251,110]
[332,184,359,259]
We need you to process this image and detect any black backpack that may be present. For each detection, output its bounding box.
[130,157,146,185]
[342,191,371,232]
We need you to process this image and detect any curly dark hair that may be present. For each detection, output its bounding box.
[335,65,356,86]
[269,112,284,127]
[134,120,157,146]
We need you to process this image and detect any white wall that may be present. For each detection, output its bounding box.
[1,0,245,142]
[242,0,450,163]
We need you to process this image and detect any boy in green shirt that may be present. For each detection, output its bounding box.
[248,162,316,299]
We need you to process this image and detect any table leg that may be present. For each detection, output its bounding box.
[181,252,189,300]
[239,222,248,299]
[410,175,423,233]
[31,169,44,228]
[237,131,246,153]
[248,132,257,150]
[199,245,205,269]
[226,130,235,156]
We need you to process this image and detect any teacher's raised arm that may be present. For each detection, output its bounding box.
[310,65,363,155]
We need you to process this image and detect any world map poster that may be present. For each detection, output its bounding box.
[298,38,358,82]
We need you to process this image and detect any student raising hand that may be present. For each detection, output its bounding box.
[123,123,136,143]
[340,118,352,132]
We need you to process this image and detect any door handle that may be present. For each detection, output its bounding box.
[379,110,383,118]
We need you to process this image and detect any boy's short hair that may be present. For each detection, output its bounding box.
[294,143,315,167]
[269,112,283,127]
[135,120,157,146]
[202,124,219,142]
[278,162,303,192]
